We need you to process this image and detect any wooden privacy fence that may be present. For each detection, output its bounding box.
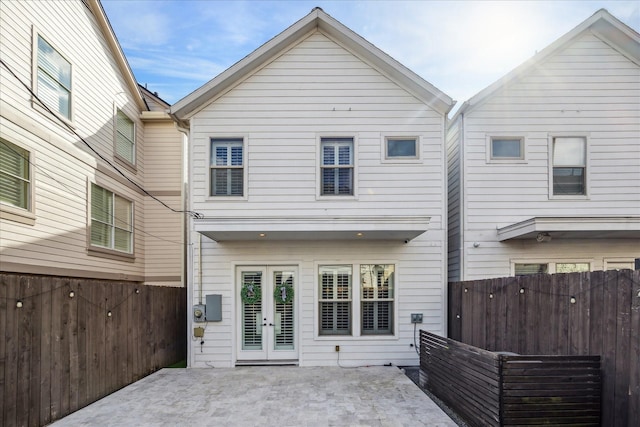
[0,273,186,427]
[448,269,640,427]
[420,331,602,427]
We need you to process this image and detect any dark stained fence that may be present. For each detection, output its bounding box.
[448,269,639,427]
[0,273,186,427]
[420,331,601,427]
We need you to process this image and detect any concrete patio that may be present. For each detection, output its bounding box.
[50,365,457,426]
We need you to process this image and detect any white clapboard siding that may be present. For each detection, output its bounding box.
[188,29,447,367]
[0,1,185,284]
[191,33,444,220]
[451,28,640,281]
[446,116,462,281]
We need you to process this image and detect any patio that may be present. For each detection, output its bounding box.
[50,365,456,426]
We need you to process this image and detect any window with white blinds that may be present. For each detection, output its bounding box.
[37,35,71,119]
[552,137,586,195]
[361,264,394,335]
[90,183,133,253]
[321,138,353,195]
[115,110,135,164]
[319,265,352,335]
[0,139,30,210]
[210,138,243,196]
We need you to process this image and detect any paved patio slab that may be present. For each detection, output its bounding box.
[50,366,456,426]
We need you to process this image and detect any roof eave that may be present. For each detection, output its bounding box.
[89,0,145,110]
[171,8,454,120]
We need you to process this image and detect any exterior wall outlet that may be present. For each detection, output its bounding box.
[411,313,423,323]
[335,345,340,352]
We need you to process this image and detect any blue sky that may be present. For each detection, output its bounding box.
[101,0,640,109]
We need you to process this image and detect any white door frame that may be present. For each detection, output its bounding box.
[236,265,299,362]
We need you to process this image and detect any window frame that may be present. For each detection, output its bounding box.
[209,137,246,198]
[318,136,356,198]
[32,29,73,123]
[512,260,592,276]
[88,182,135,260]
[382,136,420,162]
[0,138,36,224]
[360,264,395,336]
[114,108,136,169]
[487,136,525,162]
[549,135,589,198]
[318,265,353,336]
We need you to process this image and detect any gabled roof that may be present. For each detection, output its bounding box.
[453,8,640,120]
[171,7,454,121]
[88,0,146,110]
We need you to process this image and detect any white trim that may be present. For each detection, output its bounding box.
[548,134,590,199]
[510,259,594,275]
[381,135,422,163]
[206,135,249,201]
[486,135,527,163]
[316,134,359,200]
[0,137,36,223]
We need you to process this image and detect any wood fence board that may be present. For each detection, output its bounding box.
[630,271,640,425]
[68,279,80,414]
[4,274,19,427]
[16,275,33,427]
[614,271,631,427]
[75,280,88,409]
[600,270,617,426]
[0,273,7,424]
[38,277,52,426]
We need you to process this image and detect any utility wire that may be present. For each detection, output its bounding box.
[1,138,186,246]
[0,57,202,219]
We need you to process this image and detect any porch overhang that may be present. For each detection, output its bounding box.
[194,216,430,242]
[497,216,640,241]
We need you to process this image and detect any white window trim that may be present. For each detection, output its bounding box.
[511,259,593,276]
[603,259,636,271]
[87,181,135,260]
[486,135,527,163]
[316,135,358,200]
[313,261,399,341]
[548,134,590,200]
[381,135,422,163]
[206,135,248,201]
[0,138,36,225]
[31,27,74,127]
[113,106,137,170]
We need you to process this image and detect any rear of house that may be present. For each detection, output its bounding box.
[172,8,454,367]
[447,9,640,281]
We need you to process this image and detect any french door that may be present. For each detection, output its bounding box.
[236,266,297,361]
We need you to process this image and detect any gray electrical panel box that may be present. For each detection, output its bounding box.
[205,294,222,322]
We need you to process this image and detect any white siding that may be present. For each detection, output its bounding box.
[1,1,183,286]
[446,116,462,281]
[188,31,447,366]
[455,32,640,280]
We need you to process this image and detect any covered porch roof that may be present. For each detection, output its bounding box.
[497,216,640,241]
[194,216,430,242]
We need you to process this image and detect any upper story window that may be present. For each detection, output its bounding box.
[321,138,353,196]
[490,137,523,160]
[36,35,71,120]
[90,183,133,254]
[319,265,352,335]
[385,138,418,159]
[361,264,394,335]
[115,110,135,165]
[0,139,31,211]
[210,138,244,196]
[552,137,586,195]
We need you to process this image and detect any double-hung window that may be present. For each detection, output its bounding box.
[319,265,352,335]
[552,137,586,195]
[321,138,353,195]
[0,139,31,210]
[90,183,133,254]
[361,264,394,335]
[37,35,71,120]
[115,110,135,164]
[210,138,243,196]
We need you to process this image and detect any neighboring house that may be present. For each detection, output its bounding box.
[171,8,454,367]
[447,9,640,281]
[0,0,185,287]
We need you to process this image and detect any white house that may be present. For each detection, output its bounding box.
[171,8,454,367]
[0,0,185,287]
[447,9,640,281]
